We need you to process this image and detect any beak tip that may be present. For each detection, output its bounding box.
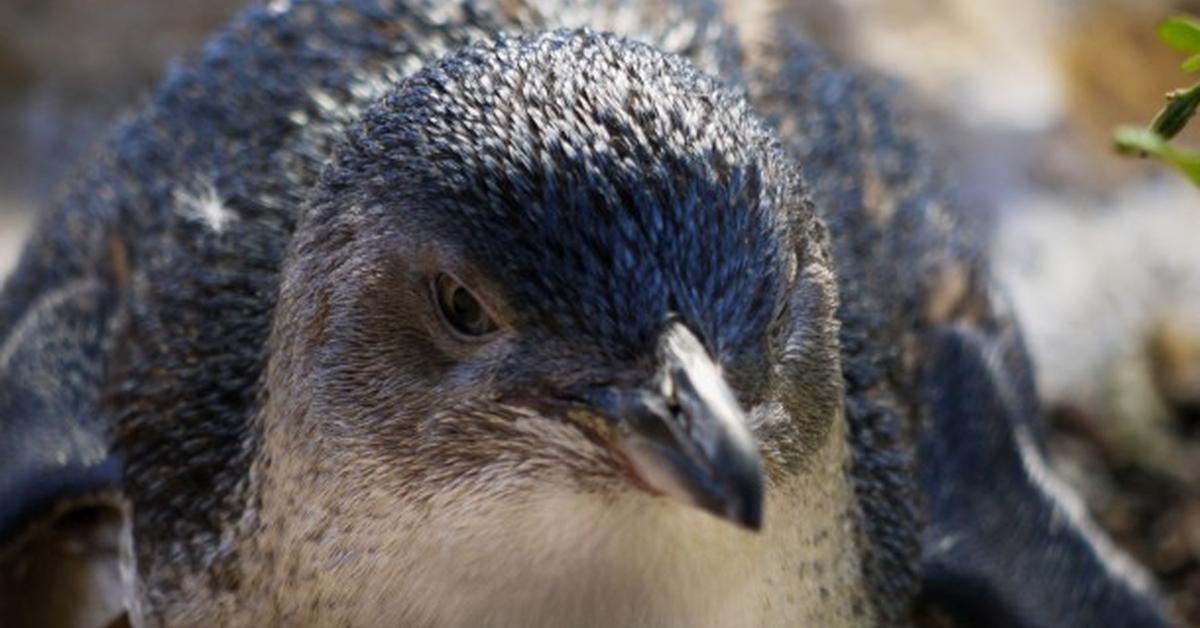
[728,461,765,532]
[712,435,765,531]
[735,502,763,531]
[582,321,769,532]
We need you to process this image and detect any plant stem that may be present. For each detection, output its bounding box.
[1151,80,1200,139]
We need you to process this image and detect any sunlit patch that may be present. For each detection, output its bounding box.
[174,181,234,234]
[266,0,292,16]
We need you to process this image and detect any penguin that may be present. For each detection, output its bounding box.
[0,1,1174,626]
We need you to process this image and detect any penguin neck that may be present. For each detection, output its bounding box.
[220,404,875,628]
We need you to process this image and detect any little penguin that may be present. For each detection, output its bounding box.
[0,1,1176,627]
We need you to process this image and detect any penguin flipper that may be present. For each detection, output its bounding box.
[0,276,127,627]
[916,325,1172,628]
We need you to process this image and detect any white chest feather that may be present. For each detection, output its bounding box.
[222,416,873,628]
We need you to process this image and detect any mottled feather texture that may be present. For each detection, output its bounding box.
[0,1,926,624]
[325,32,794,367]
[748,36,979,618]
[0,1,1170,627]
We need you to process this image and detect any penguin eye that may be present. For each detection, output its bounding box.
[432,273,498,338]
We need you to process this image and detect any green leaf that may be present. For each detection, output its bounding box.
[1113,126,1200,186]
[1114,13,1200,187]
[1160,15,1200,52]
[1114,127,1165,156]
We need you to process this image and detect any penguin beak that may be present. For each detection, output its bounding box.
[576,322,764,530]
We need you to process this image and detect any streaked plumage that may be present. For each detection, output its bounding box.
[0,1,1173,627]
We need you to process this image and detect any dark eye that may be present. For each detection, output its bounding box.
[432,273,499,338]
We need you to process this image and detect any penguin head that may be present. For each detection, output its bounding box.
[269,29,842,533]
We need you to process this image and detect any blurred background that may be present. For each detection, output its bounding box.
[0,0,1197,624]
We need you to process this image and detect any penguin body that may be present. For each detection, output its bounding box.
[0,2,1172,627]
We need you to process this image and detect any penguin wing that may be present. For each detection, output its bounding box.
[916,325,1172,628]
[0,274,127,627]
